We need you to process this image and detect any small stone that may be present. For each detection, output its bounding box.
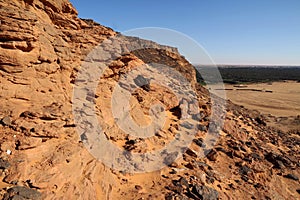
[185,163,195,170]
[163,152,178,166]
[241,176,249,182]
[275,160,285,169]
[206,176,215,184]
[135,185,143,191]
[191,185,218,200]
[185,148,198,158]
[178,177,189,189]
[255,117,266,126]
[239,165,252,175]
[1,116,11,126]
[133,75,150,91]
[193,138,203,147]
[206,149,218,161]
[284,174,299,181]
[251,153,261,160]
[0,158,10,170]
[198,125,207,132]
[180,121,194,129]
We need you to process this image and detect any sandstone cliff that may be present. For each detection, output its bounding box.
[0,0,299,199]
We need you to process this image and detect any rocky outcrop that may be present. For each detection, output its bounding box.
[0,0,299,200]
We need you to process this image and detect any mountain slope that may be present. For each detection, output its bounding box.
[0,0,299,199]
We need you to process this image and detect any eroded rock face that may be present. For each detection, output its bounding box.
[0,0,299,200]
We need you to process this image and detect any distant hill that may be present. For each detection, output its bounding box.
[195,65,300,84]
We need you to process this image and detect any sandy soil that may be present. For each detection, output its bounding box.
[211,81,300,117]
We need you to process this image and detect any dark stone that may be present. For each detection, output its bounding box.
[180,121,194,130]
[245,141,253,146]
[135,185,143,190]
[178,177,189,189]
[206,176,215,184]
[284,174,299,181]
[206,149,218,161]
[254,183,262,189]
[125,139,136,145]
[80,133,88,141]
[197,162,209,170]
[241,176,249,182]
[198,125,207,131]
[185,148,197,158]
[191,185,218,200]
[185,163,195,170]
[19,111,37,119]
[170,106,182,119]
[0,158,10,170]
[251,153,261,160]
[239,165,252,175]
[296,189,300,194]
[265,152,289,169]
[3,186,41,200]
[254,117,266,126]
[133,75,150,91]
[215,147,226,153]
[204,117,210,122]
[193,138,203,147]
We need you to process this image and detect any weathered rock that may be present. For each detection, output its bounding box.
[3,186,41,200]
[1,116,11,126]
[239,165,252,176]
[0,158,10,170]
[185,148,198,158]
[206,149,218,161]
[284,174,299,181]
[191,185,218,200]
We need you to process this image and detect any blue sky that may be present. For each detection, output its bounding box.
[70,0,300,65]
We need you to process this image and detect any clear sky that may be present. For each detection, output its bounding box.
[70,0,300,65]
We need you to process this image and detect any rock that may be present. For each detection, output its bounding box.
[178,177,189,190]
[193,138,203,147]
[185,162,195,170]
[180,121,194,129]
[135,185,143,191]
[0,158,10,169]
[1,116,11,126]
[284,174,299,181]
[251,153,261,160]
[191,185,218,200]
[163,152,179,166]
[239,165,252,176]
[198,124,207,132]
[133,75,150,91]
[241,176,249,182]
[185,148,198,158]
[265,152,290,169]
[206,176,215,184]
[254,117,266,126]
[3,186,41,200]
[206,149,218,161]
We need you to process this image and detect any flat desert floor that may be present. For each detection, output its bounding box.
[210,81,300,117]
